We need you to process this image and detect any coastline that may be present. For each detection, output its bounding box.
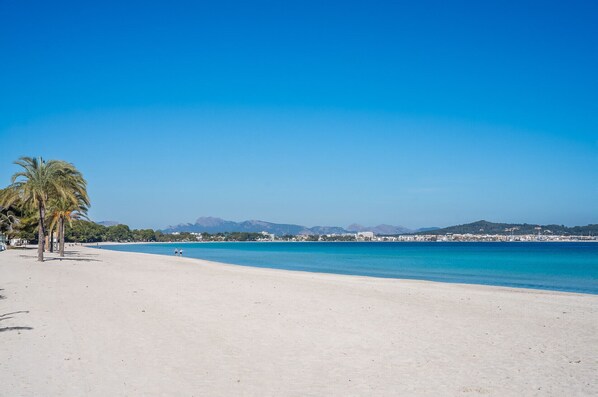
[1,245,597,396]
[93,241,598,296]
[91,243,594,297]
[92,240,598,245]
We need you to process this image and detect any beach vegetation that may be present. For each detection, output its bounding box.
[132,229,157,242]
[0,204,19,236]
[48,194,90,256]
[65,220,106,243]
[0,157,89,261]
[105,224,134,242]
[61,221,278,243]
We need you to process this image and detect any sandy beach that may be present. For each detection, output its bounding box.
[1,246,597,396]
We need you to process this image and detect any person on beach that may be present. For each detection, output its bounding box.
[179,249,183,256]
[174,248,178,256]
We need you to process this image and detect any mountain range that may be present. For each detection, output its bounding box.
[98,217,597,236]
[160,217,430,236]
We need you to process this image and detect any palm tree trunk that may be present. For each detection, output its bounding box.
[37,204,45,262]
[59,217,65,257]
[49,229,54,252]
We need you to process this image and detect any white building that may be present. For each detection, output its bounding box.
[356,231,375,240]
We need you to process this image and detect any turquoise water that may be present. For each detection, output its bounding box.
[99,242,598,294]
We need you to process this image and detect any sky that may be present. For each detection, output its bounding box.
[1,0,597,230]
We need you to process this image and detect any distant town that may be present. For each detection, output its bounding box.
[2,218,596,249]
[161,218,598,243]
[168,230,596,243]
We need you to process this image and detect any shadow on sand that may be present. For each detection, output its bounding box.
[0,326,33,332]
[0,311,33,333]
[44,256,100,263]
[19,250,100,263]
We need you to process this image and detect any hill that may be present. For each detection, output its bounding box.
[416,220,598,236]
[161,217,412,236]
[163,217,330,236]
[346,224,413,235]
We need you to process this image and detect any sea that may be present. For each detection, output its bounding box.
[99,242,598,294]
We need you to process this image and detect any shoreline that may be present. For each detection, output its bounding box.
[90,239,598,245]
[90,242,598,296]
[96,245,584,296]
[1,245,597,396]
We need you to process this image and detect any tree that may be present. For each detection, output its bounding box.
[49,194,90,257]
[132,228,156,242]
[1,157,88,261]
[2,203,37,243]
[0,206,18,236]
[105,224,133,242]
[65,220,106,243]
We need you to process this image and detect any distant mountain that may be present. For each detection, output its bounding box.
[161,217,597,236]
[95,221,120,227]
[416,220,598,236]
[163,217,311,236]
[308,226,350,235]
[162,217,413,236]
[415,227,441,233]
[346,223,412,235]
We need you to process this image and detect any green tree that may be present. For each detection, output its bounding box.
[105,224,133,242]
[0,205,18,237]
[1,157,88,261]
[49,194,90,256]
[65,220,106,243]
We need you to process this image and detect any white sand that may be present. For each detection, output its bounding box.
[1,245,597,396]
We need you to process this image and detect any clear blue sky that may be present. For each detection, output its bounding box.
[1,0,597,229]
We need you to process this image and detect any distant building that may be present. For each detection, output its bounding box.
[356,231,375,240]
[260,231,275,241]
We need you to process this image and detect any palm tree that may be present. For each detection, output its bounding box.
[0,208,17,230]
[45,205,60,253]
[0,206,19,241]
[1,157,89,262]
[49,194,89,257]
